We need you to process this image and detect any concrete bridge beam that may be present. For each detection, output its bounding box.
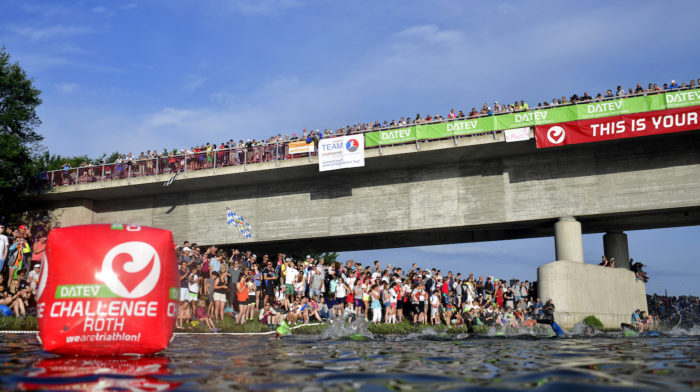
[554,217,583,263]
[603,231,630,270]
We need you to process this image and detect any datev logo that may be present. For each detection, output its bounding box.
[98,242,161,298]
[345,138,360,152]
[546,125,566,145]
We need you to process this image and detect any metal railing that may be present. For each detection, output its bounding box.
[41,84,698,190]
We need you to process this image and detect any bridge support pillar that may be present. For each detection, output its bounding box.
[603,231,630,270]
[539,218,646,329]
[554,216,583,263]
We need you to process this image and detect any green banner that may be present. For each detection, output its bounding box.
[363,87,700,146]
[574,96,645,120]
[661,88,700,109]
[55,284,180,299]
[495,106,576,129]
[55,284,119,299]
[417,117,495,139]
[365,127,416,147]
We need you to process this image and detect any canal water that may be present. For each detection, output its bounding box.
[0,326,698,391]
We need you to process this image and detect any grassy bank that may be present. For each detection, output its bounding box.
[0,316,487,335]
[0,316,38,331]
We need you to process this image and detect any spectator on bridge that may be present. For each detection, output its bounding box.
[616,85,626,97]
[631,259,648,282]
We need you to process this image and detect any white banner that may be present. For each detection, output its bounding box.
[318,136,365,172]
[504,127,531,142]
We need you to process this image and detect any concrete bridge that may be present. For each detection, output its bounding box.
[41,129,700,258]
[39,129,700,327]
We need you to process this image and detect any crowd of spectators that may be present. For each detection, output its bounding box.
[2,224,698,335]
[46,77,699,187]
[172,242,565,333]
[0,223,46,318]
[647,294,700,329]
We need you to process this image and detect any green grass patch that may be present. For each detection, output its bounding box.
[178,312,273,333]
[0,314,488,336]
[583,315,604,329]
[293,324,329,334]
[0,316,38,331]
[365,320,485,335]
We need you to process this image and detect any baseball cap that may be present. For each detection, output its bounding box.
[19,225,28,230]
[34,264,41,268]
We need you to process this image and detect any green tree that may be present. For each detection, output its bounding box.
[34,150,92,172]
[0,47,43,223]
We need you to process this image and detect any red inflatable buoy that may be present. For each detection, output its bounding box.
[36,224,179,355]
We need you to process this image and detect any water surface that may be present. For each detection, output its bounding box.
[0,331,698,391]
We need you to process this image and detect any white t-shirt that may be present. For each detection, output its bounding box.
[28,269,40,289]
[188,274,199,293]
[345,276,356,290]
[336,282,346,298]
[285,267,299,285]
[430,294,439,308]
[0,234,8,260]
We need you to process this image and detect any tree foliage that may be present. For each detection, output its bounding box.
[34,150,93,172]
[0,47,43,223]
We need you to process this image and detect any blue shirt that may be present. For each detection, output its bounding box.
[210,257,221,273]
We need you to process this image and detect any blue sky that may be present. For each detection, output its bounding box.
[2,1,698,295]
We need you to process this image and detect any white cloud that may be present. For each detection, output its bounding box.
[9,25,91,41]
[394,24,467,48]
[143,108,204,128]
[223,0,305,14]
[13,53,69,73]
[183,75,206,92]
[55,83,78,93]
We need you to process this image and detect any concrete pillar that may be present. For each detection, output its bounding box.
[604,231,630,270]
[554,217,584,263]
[52,199,94,227]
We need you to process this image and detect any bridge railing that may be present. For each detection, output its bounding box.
[40,85,696,190]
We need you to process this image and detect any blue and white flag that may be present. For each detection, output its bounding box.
[226,208,252,239]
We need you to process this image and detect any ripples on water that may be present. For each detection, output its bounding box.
[0,329,698,391]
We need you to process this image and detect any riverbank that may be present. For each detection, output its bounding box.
[0,316,487,335]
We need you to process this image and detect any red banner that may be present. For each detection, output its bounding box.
[535,106,700,148]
